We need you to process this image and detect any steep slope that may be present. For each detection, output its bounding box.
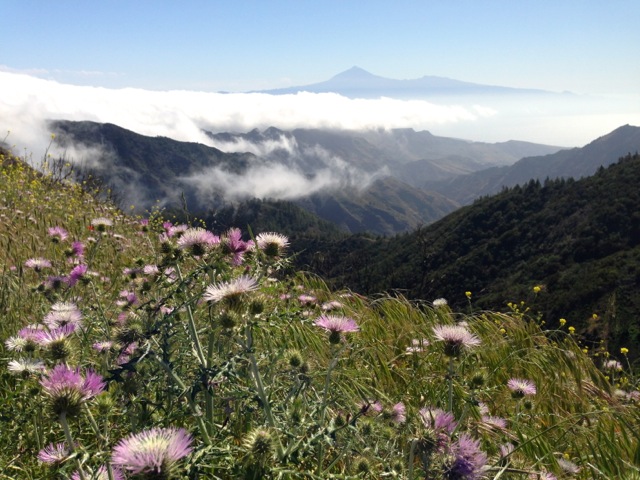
[427,124,640,204]
[50,120,256,209]
[295,176,459,235]
[53,120,559,235]
[320,153,640,354]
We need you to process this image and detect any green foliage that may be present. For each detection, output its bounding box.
[321,153,640,361]
[1,146,640,479]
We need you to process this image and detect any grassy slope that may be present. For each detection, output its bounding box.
[1,147,639,478]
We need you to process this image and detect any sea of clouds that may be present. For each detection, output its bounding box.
[1,69,638,206]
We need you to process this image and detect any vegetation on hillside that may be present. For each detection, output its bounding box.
[1,146,640,479]
[319,153,640,361]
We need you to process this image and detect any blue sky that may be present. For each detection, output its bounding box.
[4,0,640,94]
[1,1,639,149]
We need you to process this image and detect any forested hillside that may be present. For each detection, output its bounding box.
[317,153,640,356]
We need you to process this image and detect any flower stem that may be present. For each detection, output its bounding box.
[245,323,284,458]
[59,412,87,480]
[155,356,212,446]
[176,264,206,366]
[448,356,454,412]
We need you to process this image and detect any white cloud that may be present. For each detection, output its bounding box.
[0,71,493,156]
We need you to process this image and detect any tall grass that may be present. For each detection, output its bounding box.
[1,146,639,479]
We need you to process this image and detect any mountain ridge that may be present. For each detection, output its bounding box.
[253,66,563,98]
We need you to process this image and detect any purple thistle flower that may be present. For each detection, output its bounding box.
[111,427,193,476]
[221,227,253,265]
[117,290,138,307]
[34,323,77,346]
[48,226,69,242]
[298,294,317,305]
[93,340,115,353]
[143,264,160,276]
[432,324,481,357]
[38,442,70,464]
[419,407,458,434]
[24,257,52,272]
[389,402,407,424]
[499,443,515,459]
[445,433,488,480]
[69,241,85,258]
[314,315,359,344]
[203,275,258,307]
[66,264,88,287]
[481,415,507,430]
[507,378,537,398]
[321,300,343,311]
[40,364,105,417]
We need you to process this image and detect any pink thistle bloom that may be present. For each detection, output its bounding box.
[143,264,160,276]
[221,228,253,265]
[43,305,83,329]
[111,427,193,476]
[203,275,258,304]
[93,340,115,353]
[507,378,537,398]
[47,226,69,242]
[40,364,105,416]
[419,407,458,434]
[34,324,78,346]
[389,402,407,424]
[38,442,70,464]
[432,324,481,357]
[24,257,52,271]
[255,232,289,257]
[314,315,359,344]
[298,294,317,305]
[314,315,359,333]
[117,290,138,307]
[499,443,515,459]
[176,227,220,255]
[67,264,88,287]
[481,415,508,430]
[321,300,343,311]
[604,359,623,372]
[69,241,85,258]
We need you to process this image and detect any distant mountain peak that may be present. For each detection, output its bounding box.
[330,66,378,80]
